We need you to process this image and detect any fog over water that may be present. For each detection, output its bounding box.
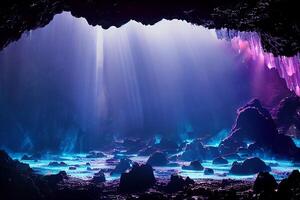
[0,12,291,152]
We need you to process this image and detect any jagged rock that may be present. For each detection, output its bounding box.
[44,171,68,186]
[119,163,156,192]
[213,157,228,165]
[230,157,271,175]
[219,99,300,159]
[274,96,300,135]
[180,139,206,161]
[204,168,214,175]
[110,158,132,175]
[92,171,106,183]
[182,161,204,171]
[86,151,106,158]
[277,170,300,199]
[166,174,194,192]
[0,150,42,199]
[48,161,67,167]
[146,152,169,166]
[253,172,277,194]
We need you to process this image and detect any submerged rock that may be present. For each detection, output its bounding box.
[182,161,204,171]
[69,166,76,170]
[146,151,169,166]
[119,163,156,192]
[253,172,277,194]
[204,168,214,175]
[213,157,228,165]
[166,174,194,192]
[92,171,106,183]
[230,157,271,175]
[48,161,67,167]
[110,158,132,175]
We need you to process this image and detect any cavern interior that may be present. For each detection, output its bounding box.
[1,0,300,199]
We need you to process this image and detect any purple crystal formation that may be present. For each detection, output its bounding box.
[216,29,300,95]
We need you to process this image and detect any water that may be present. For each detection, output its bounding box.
[0,12,292,152]
[10,152,297,181]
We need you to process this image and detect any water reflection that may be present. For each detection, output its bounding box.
[0,12,292,152]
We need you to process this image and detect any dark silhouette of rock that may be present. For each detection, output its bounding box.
[219,99,300,159]
[166,174,194,192]
[253,172,277,194]
[204,168,214,175]
[110,158,132,175]
[119,163,156,192]
[230,157,271,175]
[273,96,300,135]
[182,161,204,171]
[48,161,67,167]
[0,150,42,199]
[146,151,169,166]
[43,171,68,187]
[277,170,300,200]
[213,157,228,165]
[181,139,206,161]
[92,171,106,183]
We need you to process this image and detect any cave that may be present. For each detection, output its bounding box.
[1,1,300,200]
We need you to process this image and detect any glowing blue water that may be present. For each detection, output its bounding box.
[10,153,298,181]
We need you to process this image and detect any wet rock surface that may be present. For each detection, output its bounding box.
[0,0,299,56]
[2,150,300,200]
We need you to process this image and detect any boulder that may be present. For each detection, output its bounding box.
[44,171,68,186]
[92,171,106,183]
[165,174,194,192]
[277,170,300,199]
[146,151,169,166]
[180,139,206,161]
[119,163,156,192]
[212,157,228,165]
[230,157,271,175]
[253,172,277,194]
[110,158,132,175]
[204,168,214,175]
[182,161,204,171]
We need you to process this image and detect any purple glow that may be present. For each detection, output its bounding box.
[216,29,300,95]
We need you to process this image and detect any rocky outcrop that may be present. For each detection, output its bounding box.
[253,172,277,194]
[230,157,271,175]
[110,158,132,175]
[0,0,298,56]
[165,174,194,193]
[119,163,156,192]
[219,99,300,159]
